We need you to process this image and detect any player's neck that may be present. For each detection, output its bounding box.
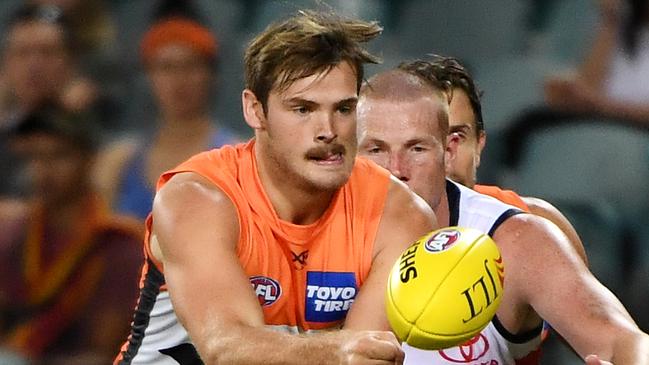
[434,191,451,227]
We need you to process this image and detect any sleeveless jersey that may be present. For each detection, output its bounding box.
[115,140,391,364]
[474,184,531,212]
[404,181,543,365]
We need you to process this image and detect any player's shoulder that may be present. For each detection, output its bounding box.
[521,196,562,218]
[492,211,566,251]
[151,172,240,250]
[157,141,253,202]
[155,172,236,218]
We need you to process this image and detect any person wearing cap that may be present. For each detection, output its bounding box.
[0,106,143,364]
[94,15,241,221]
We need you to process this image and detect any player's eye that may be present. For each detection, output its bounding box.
[293,105,311,114]
[337,104,355,115]
[412,145,427,152]
[366,146,382,154]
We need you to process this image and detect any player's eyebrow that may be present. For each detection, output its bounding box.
[404,138,431,147]
[360,138,387,147]
[334,97,358,107]
[283,97,317,106]
[449,123,472,134]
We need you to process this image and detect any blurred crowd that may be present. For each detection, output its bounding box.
[0,0,646,364]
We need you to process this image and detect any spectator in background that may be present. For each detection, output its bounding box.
[544,0,649,127]
[29,0,118,64]
[0,106,142,364]
[26,0,124,129]
[95,5,241,221]
[504,0,649,168]
[0,3,108,197]
[0,3,105,121]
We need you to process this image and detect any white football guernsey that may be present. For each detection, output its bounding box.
[403,180,543,365]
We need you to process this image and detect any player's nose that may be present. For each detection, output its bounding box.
[388,154,409,182]
[314,112,337,143]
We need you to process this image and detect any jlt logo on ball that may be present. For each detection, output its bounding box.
[461,258,502,323]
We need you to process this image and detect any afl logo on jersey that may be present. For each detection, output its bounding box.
[250,276,282,306]
[424,229,460,253]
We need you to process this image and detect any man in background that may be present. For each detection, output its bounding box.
[0,106,142,364]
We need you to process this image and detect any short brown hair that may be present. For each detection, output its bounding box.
[400,56,484,135]
[244,9,381,112]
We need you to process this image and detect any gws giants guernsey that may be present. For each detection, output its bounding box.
[115,141,391,364]
[403,181,543,365]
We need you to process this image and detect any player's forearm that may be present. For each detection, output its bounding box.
[609,331,649,365]
[197,325,343,365]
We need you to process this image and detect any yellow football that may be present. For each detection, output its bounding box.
[386,226,504,350]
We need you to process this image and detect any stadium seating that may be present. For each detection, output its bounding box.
[502,120,649,224]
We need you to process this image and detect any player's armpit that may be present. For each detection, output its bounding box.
[344,177,437,331]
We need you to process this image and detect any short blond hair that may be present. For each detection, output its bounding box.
[361,68,450,143]
[244,9,381,111]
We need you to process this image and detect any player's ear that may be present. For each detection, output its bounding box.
[445,132,460,172]
[475,131,486,168]
[242,89,266,130]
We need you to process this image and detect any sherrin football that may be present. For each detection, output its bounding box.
[386,226,504,350]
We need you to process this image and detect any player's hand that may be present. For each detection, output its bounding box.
[337,330,404,364]
[585,354,614,365]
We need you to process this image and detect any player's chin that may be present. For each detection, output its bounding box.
[306,169,352,191]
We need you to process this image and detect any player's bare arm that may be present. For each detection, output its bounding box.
[345,176,438,331]
[522,196,588,264]
[492,214,649,364]
[151,172,405,365]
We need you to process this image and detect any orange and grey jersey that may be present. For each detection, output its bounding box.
[404,180,543,365]
[115,140,391,364]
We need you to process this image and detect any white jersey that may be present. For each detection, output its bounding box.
[404,180,543,365]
